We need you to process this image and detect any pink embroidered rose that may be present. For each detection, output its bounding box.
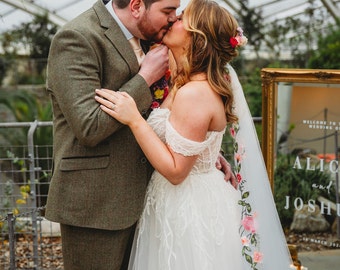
[241,236,249,246]
[241,215,257,233]
[224,74,231,83]
[253,251,263,263]
[235,152,242,162]
[236,173,242,183]
[230,127,236,138]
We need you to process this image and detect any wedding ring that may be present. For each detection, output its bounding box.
[111,103,115,110]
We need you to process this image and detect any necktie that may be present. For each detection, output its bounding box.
[129,37,145,65]
[148,42,170,109]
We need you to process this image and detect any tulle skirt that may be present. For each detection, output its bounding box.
[128,169,243,270]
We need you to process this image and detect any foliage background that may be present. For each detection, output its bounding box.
[0,1,340,229]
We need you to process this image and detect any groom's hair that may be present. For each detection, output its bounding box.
[114,0,161,9]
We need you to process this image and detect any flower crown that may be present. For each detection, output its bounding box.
[229,27,248,48]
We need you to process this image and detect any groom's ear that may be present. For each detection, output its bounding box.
[130,0,145,18]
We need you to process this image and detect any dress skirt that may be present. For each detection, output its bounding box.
[128,168,243,270]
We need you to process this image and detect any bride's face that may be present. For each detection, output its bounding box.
[162,12,190,53]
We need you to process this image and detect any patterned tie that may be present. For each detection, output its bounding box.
[148,43,170,109]
[129,37,145,65]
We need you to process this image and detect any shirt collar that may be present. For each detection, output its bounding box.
[105,0,133,40]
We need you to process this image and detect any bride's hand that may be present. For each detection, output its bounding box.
[95,89,142,126]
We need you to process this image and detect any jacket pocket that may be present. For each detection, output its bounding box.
[60,155,110,171]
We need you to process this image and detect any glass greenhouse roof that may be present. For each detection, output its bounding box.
[0,0,339,58]
[1,0,339,34]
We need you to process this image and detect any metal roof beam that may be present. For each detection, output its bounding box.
[321,0,340,20]
[262,2,309,20]
[1,0,67,26]
[255,0,284,9]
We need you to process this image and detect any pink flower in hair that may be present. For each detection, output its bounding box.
[229,37,239,48]
[230,27,248,48]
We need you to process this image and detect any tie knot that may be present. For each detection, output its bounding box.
[129,37,141,51]
[129,37,145,65]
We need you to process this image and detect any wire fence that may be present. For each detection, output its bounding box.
[0,121,63,270]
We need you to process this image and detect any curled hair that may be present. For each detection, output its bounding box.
[172,0,240,124]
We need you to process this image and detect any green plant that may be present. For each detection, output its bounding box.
[0,151,50,232]
[0,152,30,232]
[307,21,340,69]
[240,68,262,117]
[0,89,52,146]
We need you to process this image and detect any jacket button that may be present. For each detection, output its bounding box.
[141,157,147,164]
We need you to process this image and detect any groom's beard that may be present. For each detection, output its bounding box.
[137,14,172,43]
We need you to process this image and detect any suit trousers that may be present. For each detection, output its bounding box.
[60,223,136,270]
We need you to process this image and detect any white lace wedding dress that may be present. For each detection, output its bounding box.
[128,65,294,270]
[128,108,243,270]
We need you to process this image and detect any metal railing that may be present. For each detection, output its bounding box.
[0,121,63,269]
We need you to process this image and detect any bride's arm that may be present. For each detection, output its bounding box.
[95,87,208,185]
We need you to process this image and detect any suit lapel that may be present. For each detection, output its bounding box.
[93,0,139,74]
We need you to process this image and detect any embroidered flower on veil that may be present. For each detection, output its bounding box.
[230,123,262,269]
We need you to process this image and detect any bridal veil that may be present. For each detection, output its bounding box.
[228,64,294,269]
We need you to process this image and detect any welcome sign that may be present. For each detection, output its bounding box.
[261,68,340,267]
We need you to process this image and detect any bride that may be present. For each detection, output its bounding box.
[95,0,293,268]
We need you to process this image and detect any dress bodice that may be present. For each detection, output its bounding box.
[147,108,225,174]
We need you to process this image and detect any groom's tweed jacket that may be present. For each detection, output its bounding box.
[45,0,153,230]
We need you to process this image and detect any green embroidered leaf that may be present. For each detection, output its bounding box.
[251,234,258,245]
[238,200,247,206]
[242,191,249,198]
[245,253,253,264]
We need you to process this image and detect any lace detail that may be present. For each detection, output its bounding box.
[131,166,242,270]
[147,108,225,173]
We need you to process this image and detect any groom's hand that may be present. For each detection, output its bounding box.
[215,153,237,189]
[139,45,169,87]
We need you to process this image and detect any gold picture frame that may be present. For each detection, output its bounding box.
[261,68,340,189]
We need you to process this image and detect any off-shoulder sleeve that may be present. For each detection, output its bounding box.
[165,118,210,156]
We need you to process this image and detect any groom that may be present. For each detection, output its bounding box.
[45,0,234,269]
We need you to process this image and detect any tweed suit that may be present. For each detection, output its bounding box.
[45,0,153,233]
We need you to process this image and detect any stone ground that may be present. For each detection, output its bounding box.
[0,236,63,269]
[299,249,340,270]
[1,232,339,269]
[287,231,340,270]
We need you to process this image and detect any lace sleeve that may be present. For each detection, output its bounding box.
[165,118,209,156]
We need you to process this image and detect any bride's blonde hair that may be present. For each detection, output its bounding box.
[171,0,240,123]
